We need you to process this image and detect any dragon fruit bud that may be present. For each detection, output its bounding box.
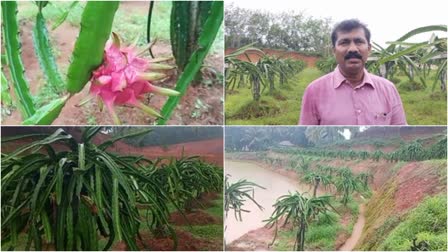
[89,33,179,124]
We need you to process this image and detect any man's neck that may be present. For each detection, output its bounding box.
[340,68,364,87]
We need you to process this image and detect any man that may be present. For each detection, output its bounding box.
[299,19,407,125]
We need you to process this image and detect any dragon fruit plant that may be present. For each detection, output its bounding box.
[88,33,179,125]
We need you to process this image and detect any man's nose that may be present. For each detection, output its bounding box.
[348,42,359,52]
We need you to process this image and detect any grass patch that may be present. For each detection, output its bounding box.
[177,193,223,250]
[18,1,85,25]
[378,194,447,251]
[206,195,224,219]
[225,67,322,125]
[113,1,171,45]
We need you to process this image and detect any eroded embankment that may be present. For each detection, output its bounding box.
[356,160,447,250]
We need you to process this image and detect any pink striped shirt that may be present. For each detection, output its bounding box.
[299,67,407,125]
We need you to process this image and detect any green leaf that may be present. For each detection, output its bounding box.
[157,1,223,125]
[22,95,68,125]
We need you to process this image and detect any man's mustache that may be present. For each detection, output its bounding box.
[344,52,363,60]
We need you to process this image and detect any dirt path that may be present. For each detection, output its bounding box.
[338,204,366,251]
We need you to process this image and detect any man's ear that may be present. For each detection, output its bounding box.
[368,43,372,53]
[332,46,336,55]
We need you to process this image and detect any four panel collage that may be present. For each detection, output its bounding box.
[0,0,446,251]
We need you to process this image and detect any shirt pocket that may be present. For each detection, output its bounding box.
[371,111,392,125]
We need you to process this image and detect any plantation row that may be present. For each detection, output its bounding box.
[272,137,447,162]
[225,45,306,101]
[1,128,222,250]
[257,153,371,204]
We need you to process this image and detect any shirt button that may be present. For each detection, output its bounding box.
[357,110,361,114]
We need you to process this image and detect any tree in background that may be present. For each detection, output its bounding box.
[225,3,332,56]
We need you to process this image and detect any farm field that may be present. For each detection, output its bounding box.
[225,126,447,251]
[1,1,224,125]
[1,127,224,250]
[224,2,447,125]
[226,63,447,125]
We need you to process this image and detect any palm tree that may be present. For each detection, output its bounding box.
[265,191,336,251]
[241,127,270,151]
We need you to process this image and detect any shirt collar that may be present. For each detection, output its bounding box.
[333,66,375,89]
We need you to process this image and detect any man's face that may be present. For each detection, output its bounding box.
[333,27,371,76]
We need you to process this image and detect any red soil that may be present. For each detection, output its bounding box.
[132,229,222,251]
[225,48,319,67]
[226,225,276,251]
[394,162,445,212]
[105,138,224,167]
[1,134,224,167]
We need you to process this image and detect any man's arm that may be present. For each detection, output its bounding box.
[298,86,319,125]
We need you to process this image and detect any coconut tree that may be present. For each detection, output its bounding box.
[240,127,271,151]
[265,191,336,251]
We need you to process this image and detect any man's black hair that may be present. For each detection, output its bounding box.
[331,19,371,47]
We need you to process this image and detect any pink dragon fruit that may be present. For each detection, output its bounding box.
[89,33,179,124]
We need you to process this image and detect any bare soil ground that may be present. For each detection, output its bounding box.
[2,2,223,125]
[135,229,222,251]
[226,226,275,251]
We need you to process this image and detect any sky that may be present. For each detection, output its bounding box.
[226,0,447,47]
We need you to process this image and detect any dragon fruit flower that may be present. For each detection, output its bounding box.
[89,33,179,124]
